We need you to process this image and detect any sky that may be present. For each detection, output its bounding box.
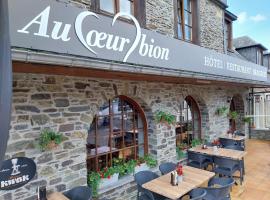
[227,0,270,51]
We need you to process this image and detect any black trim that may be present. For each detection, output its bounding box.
[236,44,268,51]
[210,0,228,9]
[0,0,12,168]
[225,10,237,21]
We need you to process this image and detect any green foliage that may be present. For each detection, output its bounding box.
[176,147,186,160]
[88,155,157,197]
[154,111,176,125]
[143,155,157,168]
[216,106,228,116]
[228,111,239,120]
[178,143,188,150]
[243,116,252,123]
[39,129,63,151]
[191,139,202,147]
[87,171,101,198]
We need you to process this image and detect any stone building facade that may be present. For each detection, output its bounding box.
[0,0,257,199]
[1,73,248,200]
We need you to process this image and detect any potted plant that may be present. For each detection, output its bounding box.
[134,155,157,174]
[87,171,101,198]
[39,129,63,151]
[98,166,119,189]
[154,111,176,126]
[216,106,228,116]
[243,116,252,123]
[176,147,186,160]
[228,111,238,120]
[191,139,202,147]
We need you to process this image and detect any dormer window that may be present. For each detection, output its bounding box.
[256,50,263,65]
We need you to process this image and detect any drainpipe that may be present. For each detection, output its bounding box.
[0,0,13,167]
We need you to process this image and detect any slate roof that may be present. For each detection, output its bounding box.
[233,36,268,51]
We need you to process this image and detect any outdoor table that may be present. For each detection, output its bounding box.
[219,135,246,149]
[188,146,246,160]
[48,192,69,200]
[142,166,215,200]
[219,135,246,141]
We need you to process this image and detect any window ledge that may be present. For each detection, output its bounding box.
[98,166,159,195]
[252,128,270,131]
[98,158,188,195]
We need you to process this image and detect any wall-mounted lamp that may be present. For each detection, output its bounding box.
[246,95,254,101]
[227,96,232,103]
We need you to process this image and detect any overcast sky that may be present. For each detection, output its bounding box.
[228,0,270,51]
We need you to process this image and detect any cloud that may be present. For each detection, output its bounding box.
[250,14,267,22]
[237,12,248,24]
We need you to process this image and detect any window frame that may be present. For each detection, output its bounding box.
[173,0,199,44]
[90,0,146,27]
[87,95,148,171]
[225,18,233,51]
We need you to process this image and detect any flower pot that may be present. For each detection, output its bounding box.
[47,141,59,150]
[99,173,119,189]
[134,163,149,174]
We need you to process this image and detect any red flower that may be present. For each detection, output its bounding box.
[108,175,111,179]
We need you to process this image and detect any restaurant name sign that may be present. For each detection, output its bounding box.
[9,0,268,82]
[0,157,36,190]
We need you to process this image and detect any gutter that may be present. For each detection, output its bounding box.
[12,48,270,87]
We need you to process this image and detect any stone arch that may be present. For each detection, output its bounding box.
[86,94,157,171]
[180,94,210,140]
[230,94,245,132]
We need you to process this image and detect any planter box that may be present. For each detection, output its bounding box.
[134,163,149,174]
[99,173,119,189]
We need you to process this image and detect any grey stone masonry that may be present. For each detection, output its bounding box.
[250,129,270,140]
[199,0,225,53]
[48,0,226,52]
[0,73,249,200]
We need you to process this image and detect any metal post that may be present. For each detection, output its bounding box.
[0,0,13,168]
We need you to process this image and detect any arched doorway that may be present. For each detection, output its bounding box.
[176,96,201,147]
[86,95,148,172]
[229,95,245,132]
[229,98,236,132]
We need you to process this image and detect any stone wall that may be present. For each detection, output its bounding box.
[199,0,225,53]
[250,129,270,140]
[145,0,175,36]
[0,72,248,200]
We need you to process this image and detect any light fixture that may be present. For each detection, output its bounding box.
[227,96,232,103]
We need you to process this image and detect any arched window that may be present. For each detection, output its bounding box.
[87,95,148,171]
[175,96,201,147]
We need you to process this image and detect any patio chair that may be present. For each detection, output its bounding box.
[219,138,237,148]
[213,156,243,185]
[223,145,245,175]
[188,188,207,200]
[234,130,245,136]
[159,162,177,175]
[202,177,234,200]
[63,186,92,200]
[134,171,166,200]
[187,151,213,170]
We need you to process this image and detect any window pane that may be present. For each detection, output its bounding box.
[119,0,133,15]
[184,0,191,12]
[177,23,183,39]
[137,145,145,157]
[184,11,192,26]
[100,0,115,13]
[185,26,192,41]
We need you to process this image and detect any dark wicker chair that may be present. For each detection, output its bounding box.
[187,151,213,170]
[188,188,207,200]
[213,156,244,185]
[134,171,166,200]
[63,186,92,200]
[202,177,234,200]
[159,162,177,175]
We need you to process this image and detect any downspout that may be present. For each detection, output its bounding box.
[0,0,13,167]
